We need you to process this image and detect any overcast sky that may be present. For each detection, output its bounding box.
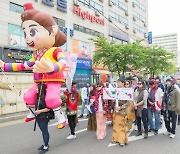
[148,0,180,37]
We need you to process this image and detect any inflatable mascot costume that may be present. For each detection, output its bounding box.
[0,3,67,129]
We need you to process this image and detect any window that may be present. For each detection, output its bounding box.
[9,2,23,13]
[133,24,146,34]
[73,24,104,37]
[133,11,146,23]
[132,0,146,12]
[78,0,104,14]
[53,17,65,27]
[109,11,128,26]
[111,0,128,12]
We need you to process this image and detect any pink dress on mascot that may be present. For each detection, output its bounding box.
[0,3,68,129]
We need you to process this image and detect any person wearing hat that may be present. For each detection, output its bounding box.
[163,78,180,138]
[112,76,130,147]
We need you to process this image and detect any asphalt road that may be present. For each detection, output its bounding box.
[0,116,180,154]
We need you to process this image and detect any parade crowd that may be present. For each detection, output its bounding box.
[33,75,180,154]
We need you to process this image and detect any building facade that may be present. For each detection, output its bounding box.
[0,0,149,87]
[152,33,179,68]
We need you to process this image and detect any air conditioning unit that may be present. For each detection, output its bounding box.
[109,0,113,7]
[125,0,129,2]
[144,23,147,27]
[95,11,100,17]
[125,11,128,16]
[132,2,135,7]
[109,17,113,22]
[125,25,129,29]
[144,33,148,38]
[133,29,137,33]
[99,0,104,2]
[73,0,79,6]
[133,16,136,21]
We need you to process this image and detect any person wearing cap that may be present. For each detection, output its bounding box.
[163,78,180,138]
[112,76,130,147]
[148,79,163,135]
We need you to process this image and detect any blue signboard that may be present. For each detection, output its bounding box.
[148,32,152,44]
[35,0,67,13]
[73,69,91,89]
[76,58,92,69]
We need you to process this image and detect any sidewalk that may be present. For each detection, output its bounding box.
[0,106,82,123]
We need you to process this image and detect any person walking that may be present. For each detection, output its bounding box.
[134,80,149,138]
[87,84,97,131]
[94,83,108,139]
[34,83,52,154]
[125,81,135,131]
[79,82,90,118]
[112,76,130,147]
[163,78,180,138]
[147,79,163,135]
[64,81,79,140]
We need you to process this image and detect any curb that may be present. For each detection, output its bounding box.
[0,106,82,123]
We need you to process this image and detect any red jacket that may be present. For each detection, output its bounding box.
[64,90,79,111]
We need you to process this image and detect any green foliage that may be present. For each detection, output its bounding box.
[91,36,176,77]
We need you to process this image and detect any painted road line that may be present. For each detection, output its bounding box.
[108,124,166,147]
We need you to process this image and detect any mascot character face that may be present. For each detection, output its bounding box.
[21,3,66,50]
[22,20,58,50]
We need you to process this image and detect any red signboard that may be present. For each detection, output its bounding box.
[73,6,104,25]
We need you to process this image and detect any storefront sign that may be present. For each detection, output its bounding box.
[73,6,104,25]
[35,0,67,13]
[2,48,32,63]
[77,58,92,69]
[109,29,130,42]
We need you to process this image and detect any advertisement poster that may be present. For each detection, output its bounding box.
[72,40,91,59]
[103,88,134,100]
[8,24,26,47]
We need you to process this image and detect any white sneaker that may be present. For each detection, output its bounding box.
[163,131,171,135]
[169,134,175,139]
[66,134,76,140]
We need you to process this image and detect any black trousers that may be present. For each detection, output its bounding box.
[136,108,148,134]
[178,115,180,123]
[164,110,177,134]
[67,114,76,135]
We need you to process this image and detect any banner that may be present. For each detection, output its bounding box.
[63,52,77,92]
[103,88,134,100]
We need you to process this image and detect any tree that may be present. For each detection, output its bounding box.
[91,36,145,76]
[143,46,176,77]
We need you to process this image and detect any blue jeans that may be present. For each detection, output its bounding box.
[37,121,49,146]
[148,108,160,131]
[81,99,90,115]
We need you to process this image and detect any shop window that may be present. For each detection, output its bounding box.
[9,2,23,13]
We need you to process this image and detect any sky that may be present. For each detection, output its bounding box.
[148,0,180,37]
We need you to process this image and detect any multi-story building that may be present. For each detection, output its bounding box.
[152,33,179,68]
[0,0,149,87]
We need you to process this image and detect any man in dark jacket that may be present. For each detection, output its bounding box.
[163,78,180,138]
